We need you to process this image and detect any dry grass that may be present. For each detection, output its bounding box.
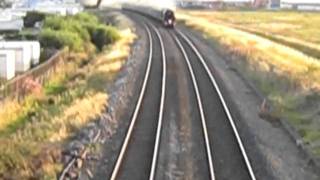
[177,11,320,156]
[0,99,26,132]
[179,10,320,59]
[178,13,320,92]
[181,10,320,44]
[48,92,108,142]
[0,28,135,179]
[176,12,320,91]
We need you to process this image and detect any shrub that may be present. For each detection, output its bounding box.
[92,25,120,50]
[39,28,83,51]
[43,16,65,30]
[73,12,99,25]
[65,21,91,42]
[43,15,91,42]
[41,13,119,51]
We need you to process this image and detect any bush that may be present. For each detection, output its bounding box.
[64,21,91,42]
[41,13,120,51]
[92,25,120,50]
[39,28,83,51]
[24,11,46,28]
[44,16,90,42]
[43,16,66,30]
[73,12,99,25]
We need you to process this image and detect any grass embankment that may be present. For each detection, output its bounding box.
[177,12,320,157]
[180,10,320,59]
[0,12,136,179]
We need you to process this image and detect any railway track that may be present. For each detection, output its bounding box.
[109,13,257,180]
[110,22,166,180]
[173,30,256,180]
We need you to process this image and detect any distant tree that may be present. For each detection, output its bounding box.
[0,0,13,8]
[97,0,101,7]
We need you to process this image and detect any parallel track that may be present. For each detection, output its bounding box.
[172,33,216,180]
[109,13,256,180]
[175,30,256,180]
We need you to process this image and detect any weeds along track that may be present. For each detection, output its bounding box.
[109,12,257,180]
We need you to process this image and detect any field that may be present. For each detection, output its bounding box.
[180,10,320,59]
[177,10,320,158]
[184,11,320,43]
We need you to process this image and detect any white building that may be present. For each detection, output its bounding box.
[9,0,84,16]
[0,11,24,31]
[0,50,15,80]
[281,0,320,11]
[33,0,84,16]
[0,41,41,74]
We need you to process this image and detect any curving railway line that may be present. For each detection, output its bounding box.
[108,12,257,180]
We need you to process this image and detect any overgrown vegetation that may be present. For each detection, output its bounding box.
[178,11,320,157]
[40,12,120,52]
[0,10,135,178]
[92,25,120,50]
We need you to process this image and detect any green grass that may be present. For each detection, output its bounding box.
[44,82,68,95]
[304,130,320,143]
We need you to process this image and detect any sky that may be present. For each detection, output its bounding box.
[221,0,320,2]
[283,0,320,2]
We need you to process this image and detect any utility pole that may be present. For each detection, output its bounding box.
[96,0,101,8]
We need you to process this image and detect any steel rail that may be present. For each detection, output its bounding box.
[110,23,154,180]
[173,34,216,180]
[149,23,167,180]
[176,29,257,180]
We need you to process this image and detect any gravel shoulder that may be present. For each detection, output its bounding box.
[89,11,150,179]
[179,25,319,180]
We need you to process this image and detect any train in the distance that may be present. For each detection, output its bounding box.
[122,4,176,28]
[162,9,176,28]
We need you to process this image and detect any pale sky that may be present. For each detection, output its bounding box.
[282,0,320,3]
[186,0,320,2]
[181,0,320,4]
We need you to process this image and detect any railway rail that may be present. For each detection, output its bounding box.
[109,12,257,180]
[174,30,256,180]
[110,22,166,180]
